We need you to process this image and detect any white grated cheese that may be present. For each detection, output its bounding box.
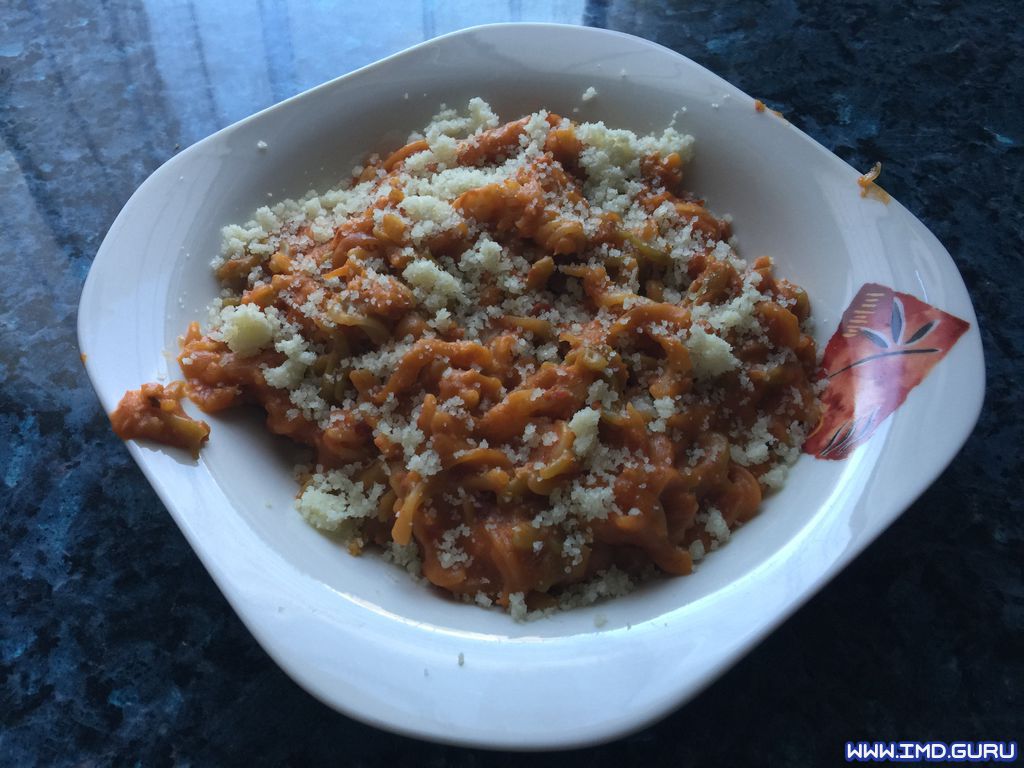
[218,303,275,356]
[402,259,464,310]
[686,326,741,379]
[201,97,818,621]
[568,407,601,456]
[437,524,472,569]
[704,507,731,546]
[689,539,706,562]
[297,469,386,534]
[729,415,776,466]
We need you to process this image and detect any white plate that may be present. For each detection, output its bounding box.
[79,23,984,749]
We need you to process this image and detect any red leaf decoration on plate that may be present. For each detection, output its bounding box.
[804,283,969,460]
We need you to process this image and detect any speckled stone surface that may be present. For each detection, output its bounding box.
[1,1,1021,764]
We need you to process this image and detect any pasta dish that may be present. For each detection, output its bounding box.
[112,99,820,617]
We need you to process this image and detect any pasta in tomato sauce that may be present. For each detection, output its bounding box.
[123,99,821,617]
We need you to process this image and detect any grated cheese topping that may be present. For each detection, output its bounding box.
[189,98,820,618]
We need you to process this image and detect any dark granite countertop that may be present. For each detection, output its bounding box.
[2,1,1021,764]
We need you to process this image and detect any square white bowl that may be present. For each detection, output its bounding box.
[79,23,984,749]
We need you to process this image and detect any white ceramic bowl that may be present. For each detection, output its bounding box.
[79,23,984,749]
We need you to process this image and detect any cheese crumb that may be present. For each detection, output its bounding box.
[689,539,706,562]
[297,469,386,535]
[402,259,464,310]
[704,507,731,546]
[218,304,275,356]
[508,592,528,622]
[686,326,740,379]
[568,407,601,456]
[202,97,818,621]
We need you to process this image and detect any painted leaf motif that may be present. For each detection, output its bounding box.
[821,421,854,457]
[821,412,873,457]
[804,283,971,461]
[860,328,889,348]
[905,319,938,345]
[819,422,848,455]
[891,297,905,344]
